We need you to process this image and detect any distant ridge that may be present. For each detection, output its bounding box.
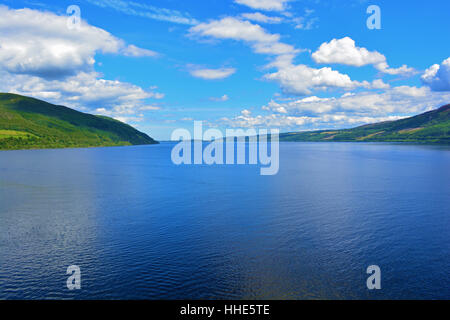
[0,93,158,150]
[279,104,450,144]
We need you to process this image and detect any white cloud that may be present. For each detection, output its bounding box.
[391,86,428,97]
[0,6,164,124]
[190,17,279,43]
[312,37,385,67]
[262,86,447,116]
[0,6,158,79]
[241,12,283,24]
[221,86,450,129]
[421,57,450,91]
[241,109,252,116]
[122,45,159,57]
[234,0,290,11]
[221,113,406,129]
[370,79,390,90]
[189,17,297,58]
[262,96,334,114]
[189,19,363,96]
[312,37,415,75]
[375,62,415,76]
[264,64,360,95]
[265,53,297,69]
[85,0,198,25]
[189,67,236,80]
[189,20,404,98]
[0,71,163,122]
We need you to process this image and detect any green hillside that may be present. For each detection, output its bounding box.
[280,104,450,144]
[0,93,158,150]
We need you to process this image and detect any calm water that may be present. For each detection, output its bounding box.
[0,142,449,299]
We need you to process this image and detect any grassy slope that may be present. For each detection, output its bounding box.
[0,93,158,150]
[280,104,450,144]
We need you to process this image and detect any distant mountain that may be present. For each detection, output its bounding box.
[0,93,158,150]
[280,104,450,144]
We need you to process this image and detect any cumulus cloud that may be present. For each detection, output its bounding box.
[261,86,446,116]
[190,17,279,43]
[221,112,406,129]
[421,57,450,91]
[312,37,385,67]
[370,79,390,90]
[189,67,236,80]
[391,85,428,97]
[190,21,377,96]
[375,62,415,76]
[0,6,163,123]
[0,6,158,79]
[189,17,297,58]
[188,16,301,82]
[221,86,450,129]
[264,64,361,95]
[234,0,290,11]
[312,37,415,76]
[0,70,164,124]
[189,18,416,100]
[0,71,162,117]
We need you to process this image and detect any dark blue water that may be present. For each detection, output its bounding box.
[0,142,449,299]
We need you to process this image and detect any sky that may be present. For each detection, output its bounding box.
[0,0,449,140]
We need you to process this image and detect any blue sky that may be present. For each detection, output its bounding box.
[0,0,449,140]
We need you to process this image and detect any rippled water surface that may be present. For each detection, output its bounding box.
[0,142,449,299]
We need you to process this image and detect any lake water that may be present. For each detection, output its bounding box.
[0,142,449,299]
